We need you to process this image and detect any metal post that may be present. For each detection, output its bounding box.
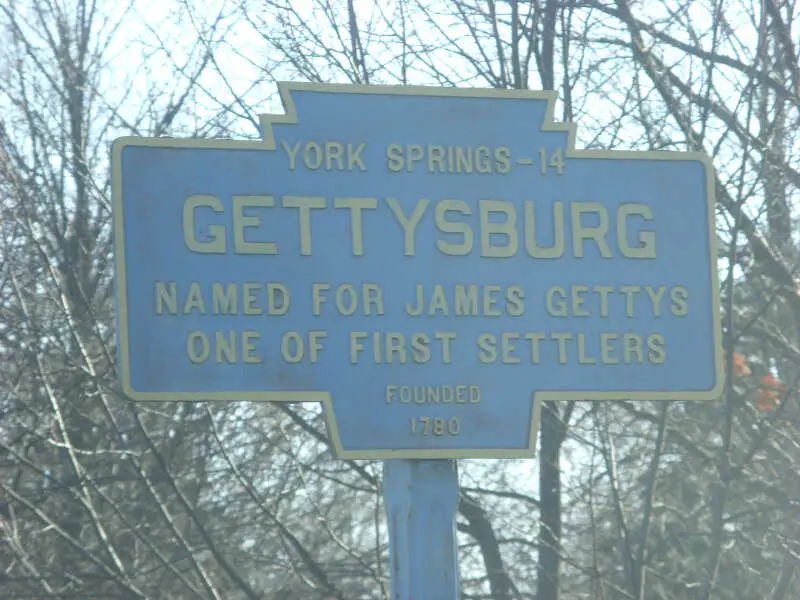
[383,459,460,600]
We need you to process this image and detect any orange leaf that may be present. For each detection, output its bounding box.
[732,353,751,377]
[757,374,785,411]
[723,350,752,377]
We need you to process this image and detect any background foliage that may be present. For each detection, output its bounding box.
[2,0,800,598]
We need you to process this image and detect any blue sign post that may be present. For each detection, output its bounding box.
[112,83,722,599]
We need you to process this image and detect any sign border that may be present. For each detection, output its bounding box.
[111,82,724,460]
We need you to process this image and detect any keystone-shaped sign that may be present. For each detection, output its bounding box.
[112,83,723,459]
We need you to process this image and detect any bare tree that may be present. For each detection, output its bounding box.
[4,0,800,599]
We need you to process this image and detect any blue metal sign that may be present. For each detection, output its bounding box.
[112,83,722,459]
